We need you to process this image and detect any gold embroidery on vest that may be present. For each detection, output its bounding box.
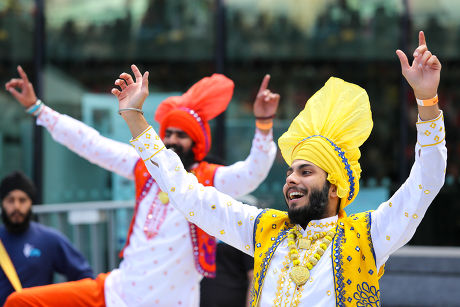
[252,210,381,306]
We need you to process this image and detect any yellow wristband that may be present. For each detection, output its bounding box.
[416,94,438,107]
[255,120,273,130]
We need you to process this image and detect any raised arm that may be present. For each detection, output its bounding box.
[253,74,280,135]
[396,31,441,120]
[5,66,139,180]
[372,31,446,270]
[114,65,262,255]
[214,75,279,197]
[111,65,151,137]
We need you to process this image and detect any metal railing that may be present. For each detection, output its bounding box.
[32,200,134,277]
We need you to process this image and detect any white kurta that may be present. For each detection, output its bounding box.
[131,112,446,306]
[36,105,277,306]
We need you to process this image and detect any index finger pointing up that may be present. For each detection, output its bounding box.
[17,66,30,84]
[131,64,142,83]
[419,31,426,47]
[257,74,271,95]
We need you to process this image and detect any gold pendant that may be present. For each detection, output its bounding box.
[298,238,311,250]
[158,191,169,204]
[289,266,310,286]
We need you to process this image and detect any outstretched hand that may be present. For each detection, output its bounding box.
[396,31,441,100]
[5,66,37,108]
[253,74,280,119]
[111,64,149,111]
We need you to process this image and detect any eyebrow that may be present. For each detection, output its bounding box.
[287,163,314,173]
[165,128,181,133]
[165,128,186,135]
[165,129,190,140]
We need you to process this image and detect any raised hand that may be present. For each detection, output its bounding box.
[396,31,441,100]
[5,66,37,108]
[253,74,280,120]
[111,64,149,111]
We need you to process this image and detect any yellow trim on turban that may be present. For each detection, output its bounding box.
[278,77,373,212]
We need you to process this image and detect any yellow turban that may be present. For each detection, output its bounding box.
[278,77,373,212]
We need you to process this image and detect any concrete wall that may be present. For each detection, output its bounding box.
[380,246,460,306]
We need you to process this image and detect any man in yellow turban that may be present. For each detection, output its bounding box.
[112,31,445,306]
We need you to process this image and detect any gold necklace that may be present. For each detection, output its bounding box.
[287,227,336,286]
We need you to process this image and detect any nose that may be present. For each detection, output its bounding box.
[12,199,22,210]
[169,133,181,144]
[165,133,179,146]
[286,172,299,185]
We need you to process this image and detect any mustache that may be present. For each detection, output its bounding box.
[9,210,26,218]
[2,207,32,233]
[166,144,184,153]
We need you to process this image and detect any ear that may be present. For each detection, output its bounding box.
[328,184,340,215]
[329,183,338,198]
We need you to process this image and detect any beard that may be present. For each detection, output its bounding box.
[166,144,196,171]
[287,180,330,229]
[1,207,32,234]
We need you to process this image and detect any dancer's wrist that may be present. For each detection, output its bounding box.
[25,99,44,117]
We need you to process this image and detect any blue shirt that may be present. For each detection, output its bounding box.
[0,222,94,304]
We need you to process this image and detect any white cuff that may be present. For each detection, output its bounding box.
[416,111,445,147]
[129,126,165,161]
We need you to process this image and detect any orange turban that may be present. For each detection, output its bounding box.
[154,74,234,161]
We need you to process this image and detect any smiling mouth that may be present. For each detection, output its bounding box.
[287,189,306,201]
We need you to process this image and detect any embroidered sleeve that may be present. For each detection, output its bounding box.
[416,111,445,147]
[214,129,277,198]
[37,105,139,180]
[371,111,447,270]
[130,126,263,256]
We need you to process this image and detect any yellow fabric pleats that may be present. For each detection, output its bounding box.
[278,77,373,211]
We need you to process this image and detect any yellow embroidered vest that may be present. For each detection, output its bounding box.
[251,209,383,306]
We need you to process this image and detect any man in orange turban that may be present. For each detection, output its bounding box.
[115,31,446,306]
[4,69,279,306]
[155,74,233,164]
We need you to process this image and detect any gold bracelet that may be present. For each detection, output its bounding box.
[255,120,273,130]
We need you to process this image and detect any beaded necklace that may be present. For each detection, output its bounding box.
[142,179,170,240]
[287,227,336,286]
